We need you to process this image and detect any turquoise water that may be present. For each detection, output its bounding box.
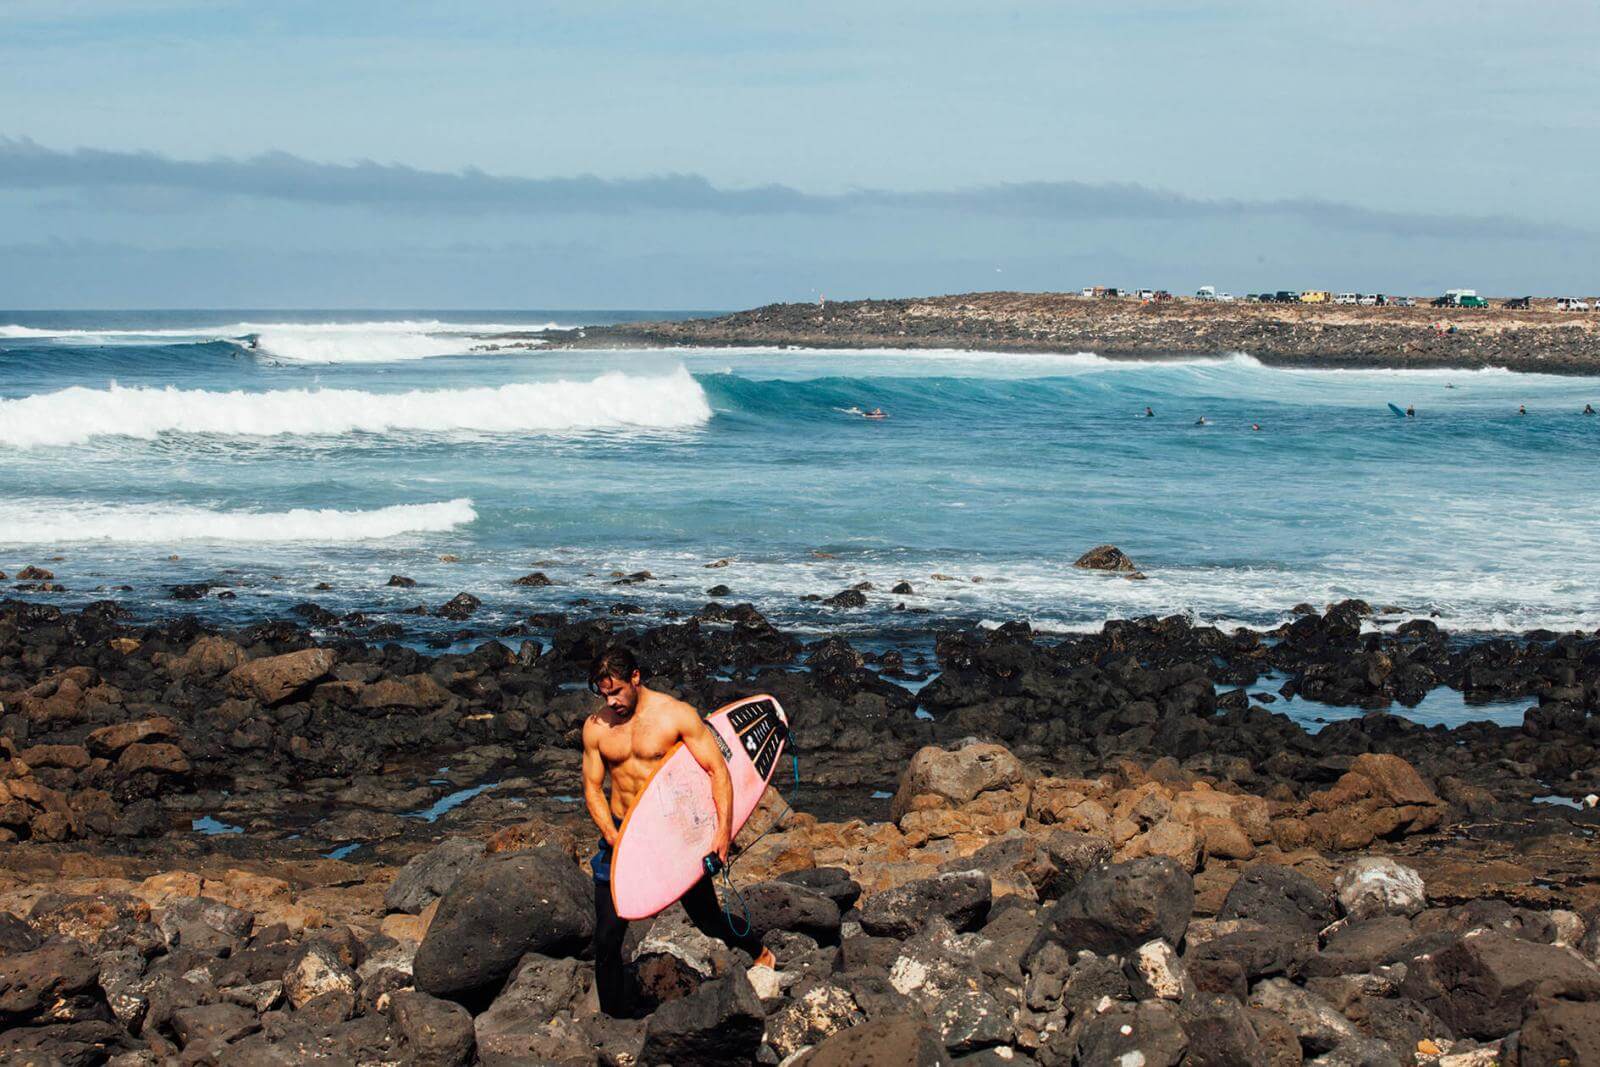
[2,310,1598,639]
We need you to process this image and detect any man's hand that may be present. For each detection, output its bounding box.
[604,825,621,849]
[713,828,731,865]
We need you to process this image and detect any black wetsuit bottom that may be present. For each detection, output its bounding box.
[592,871,764,1017]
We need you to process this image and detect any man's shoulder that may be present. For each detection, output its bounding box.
[641,687,701,724]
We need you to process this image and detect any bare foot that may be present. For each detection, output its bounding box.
[753,947,776,969]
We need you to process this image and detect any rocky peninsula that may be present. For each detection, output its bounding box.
[2,587,1600,1064]
[497,292,1600,375]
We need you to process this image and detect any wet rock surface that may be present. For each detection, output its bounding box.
[0,595,1599,1062]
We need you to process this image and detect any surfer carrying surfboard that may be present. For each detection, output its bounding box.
[580,647,776,1016]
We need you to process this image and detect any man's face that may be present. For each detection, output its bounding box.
[596,672,640,716]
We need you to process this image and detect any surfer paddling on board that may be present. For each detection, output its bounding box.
[581,647,775,1016]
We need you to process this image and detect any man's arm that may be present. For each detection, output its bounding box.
[676,703,735,863]
[581,719,618,847]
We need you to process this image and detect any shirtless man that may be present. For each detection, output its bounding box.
[581,647,773,1017]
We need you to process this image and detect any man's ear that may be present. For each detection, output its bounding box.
[630,670,641,686]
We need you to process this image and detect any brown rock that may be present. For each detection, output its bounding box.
[16,565,54,581]
[86,716,180,757]
[116,742,191,776]
[1073,544,1139,573]
[17,744,90,771]
[358,674,453,710]
[157,634,247,678]
[225,648,336,705]
[890,742,1029,824]
[108,637,140,654]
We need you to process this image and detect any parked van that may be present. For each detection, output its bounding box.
[1195,286,1218,301]
[1358,294,1380,306]
[1333,293,1360,305]
[1557,297,1591,311]
[1300,290,1330,304]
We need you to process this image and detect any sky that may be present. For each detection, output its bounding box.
[2,0,1597,308]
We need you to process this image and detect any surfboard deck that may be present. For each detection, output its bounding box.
[1388,403,1406,417]
[609,694,789,920]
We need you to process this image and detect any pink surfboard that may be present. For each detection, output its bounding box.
[609,694,790,920]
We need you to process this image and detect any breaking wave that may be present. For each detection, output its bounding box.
[0,367,711,448]
[0,319,571,363]
[0,498,477,543]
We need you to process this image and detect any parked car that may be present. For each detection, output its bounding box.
[1557,297,1591,311]
[1217,292,1236,302]
[1101,287,1121,298]
[1359,294,1380,306]
[1459,296,1489,308]
[1504,296,1532,309]
[1274,290,1301,303]
[1300,290,1330,304]
[1195,286,1218,301]
[1391,296,1415,308]
[1137,289,1156,301]
[1430,295,1455,308]
[1334,292,1360,305]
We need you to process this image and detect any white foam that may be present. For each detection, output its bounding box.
[1,319,573,362]
[0,366,711,448]
[0,498,477,544]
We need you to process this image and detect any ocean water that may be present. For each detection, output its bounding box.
[2,310,1598,643]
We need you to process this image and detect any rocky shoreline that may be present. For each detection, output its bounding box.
[496,292,1600,376]
[3,592,1599,1064]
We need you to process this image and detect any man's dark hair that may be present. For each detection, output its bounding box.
[589,646,640,692]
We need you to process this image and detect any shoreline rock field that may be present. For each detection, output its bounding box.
[2,590,1599,1064]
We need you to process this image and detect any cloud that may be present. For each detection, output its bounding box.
[0,136,1572,241]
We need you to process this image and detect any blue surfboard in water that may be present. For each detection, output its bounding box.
[1387,403,1407,417]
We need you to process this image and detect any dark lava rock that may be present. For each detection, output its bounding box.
[171,583,212,600]
[1073,999,1188,1066]
[1177,992,1273,1066]
[777,867,863,913]
[1073,544,1140,573]
[1027,857,1193,962]
[798,1013,950,1066]
[385,838,486,915]
[512,572,552,587]
[435,593,482,620]
[1400,930,1600,1040]
[706,584,732,597]
[640,971,765,1067]
[855,871,992,939]
[386,989,475,1067]
[0,941,100,1022]
[16,565,54,581]
[740,881,842,944]
[1518,994,1600,1067]
[822,588,868,608]
[413,846,593,1001]
[1217,863,1336,934]
[387,574,418,587]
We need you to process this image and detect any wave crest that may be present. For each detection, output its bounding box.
[0,367,711,448]
[0,498,477,544]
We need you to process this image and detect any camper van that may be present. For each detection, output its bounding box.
[1300,290,1330,304]
[1333,293,1360,305]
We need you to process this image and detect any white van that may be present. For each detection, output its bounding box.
[1333,293,1360,305]
[1557,298,1591,311]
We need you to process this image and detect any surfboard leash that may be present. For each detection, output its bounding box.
[719,751,802,941]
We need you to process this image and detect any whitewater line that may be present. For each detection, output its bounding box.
[0,367,711,448]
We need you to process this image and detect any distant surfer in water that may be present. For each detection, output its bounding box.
[1406,405,1415,418]
[1195,416,1207,426]
[1519,405,1527,416]
[1144,406,1155,418]
[581,648,774,1016]
[1586,404,1596,416]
